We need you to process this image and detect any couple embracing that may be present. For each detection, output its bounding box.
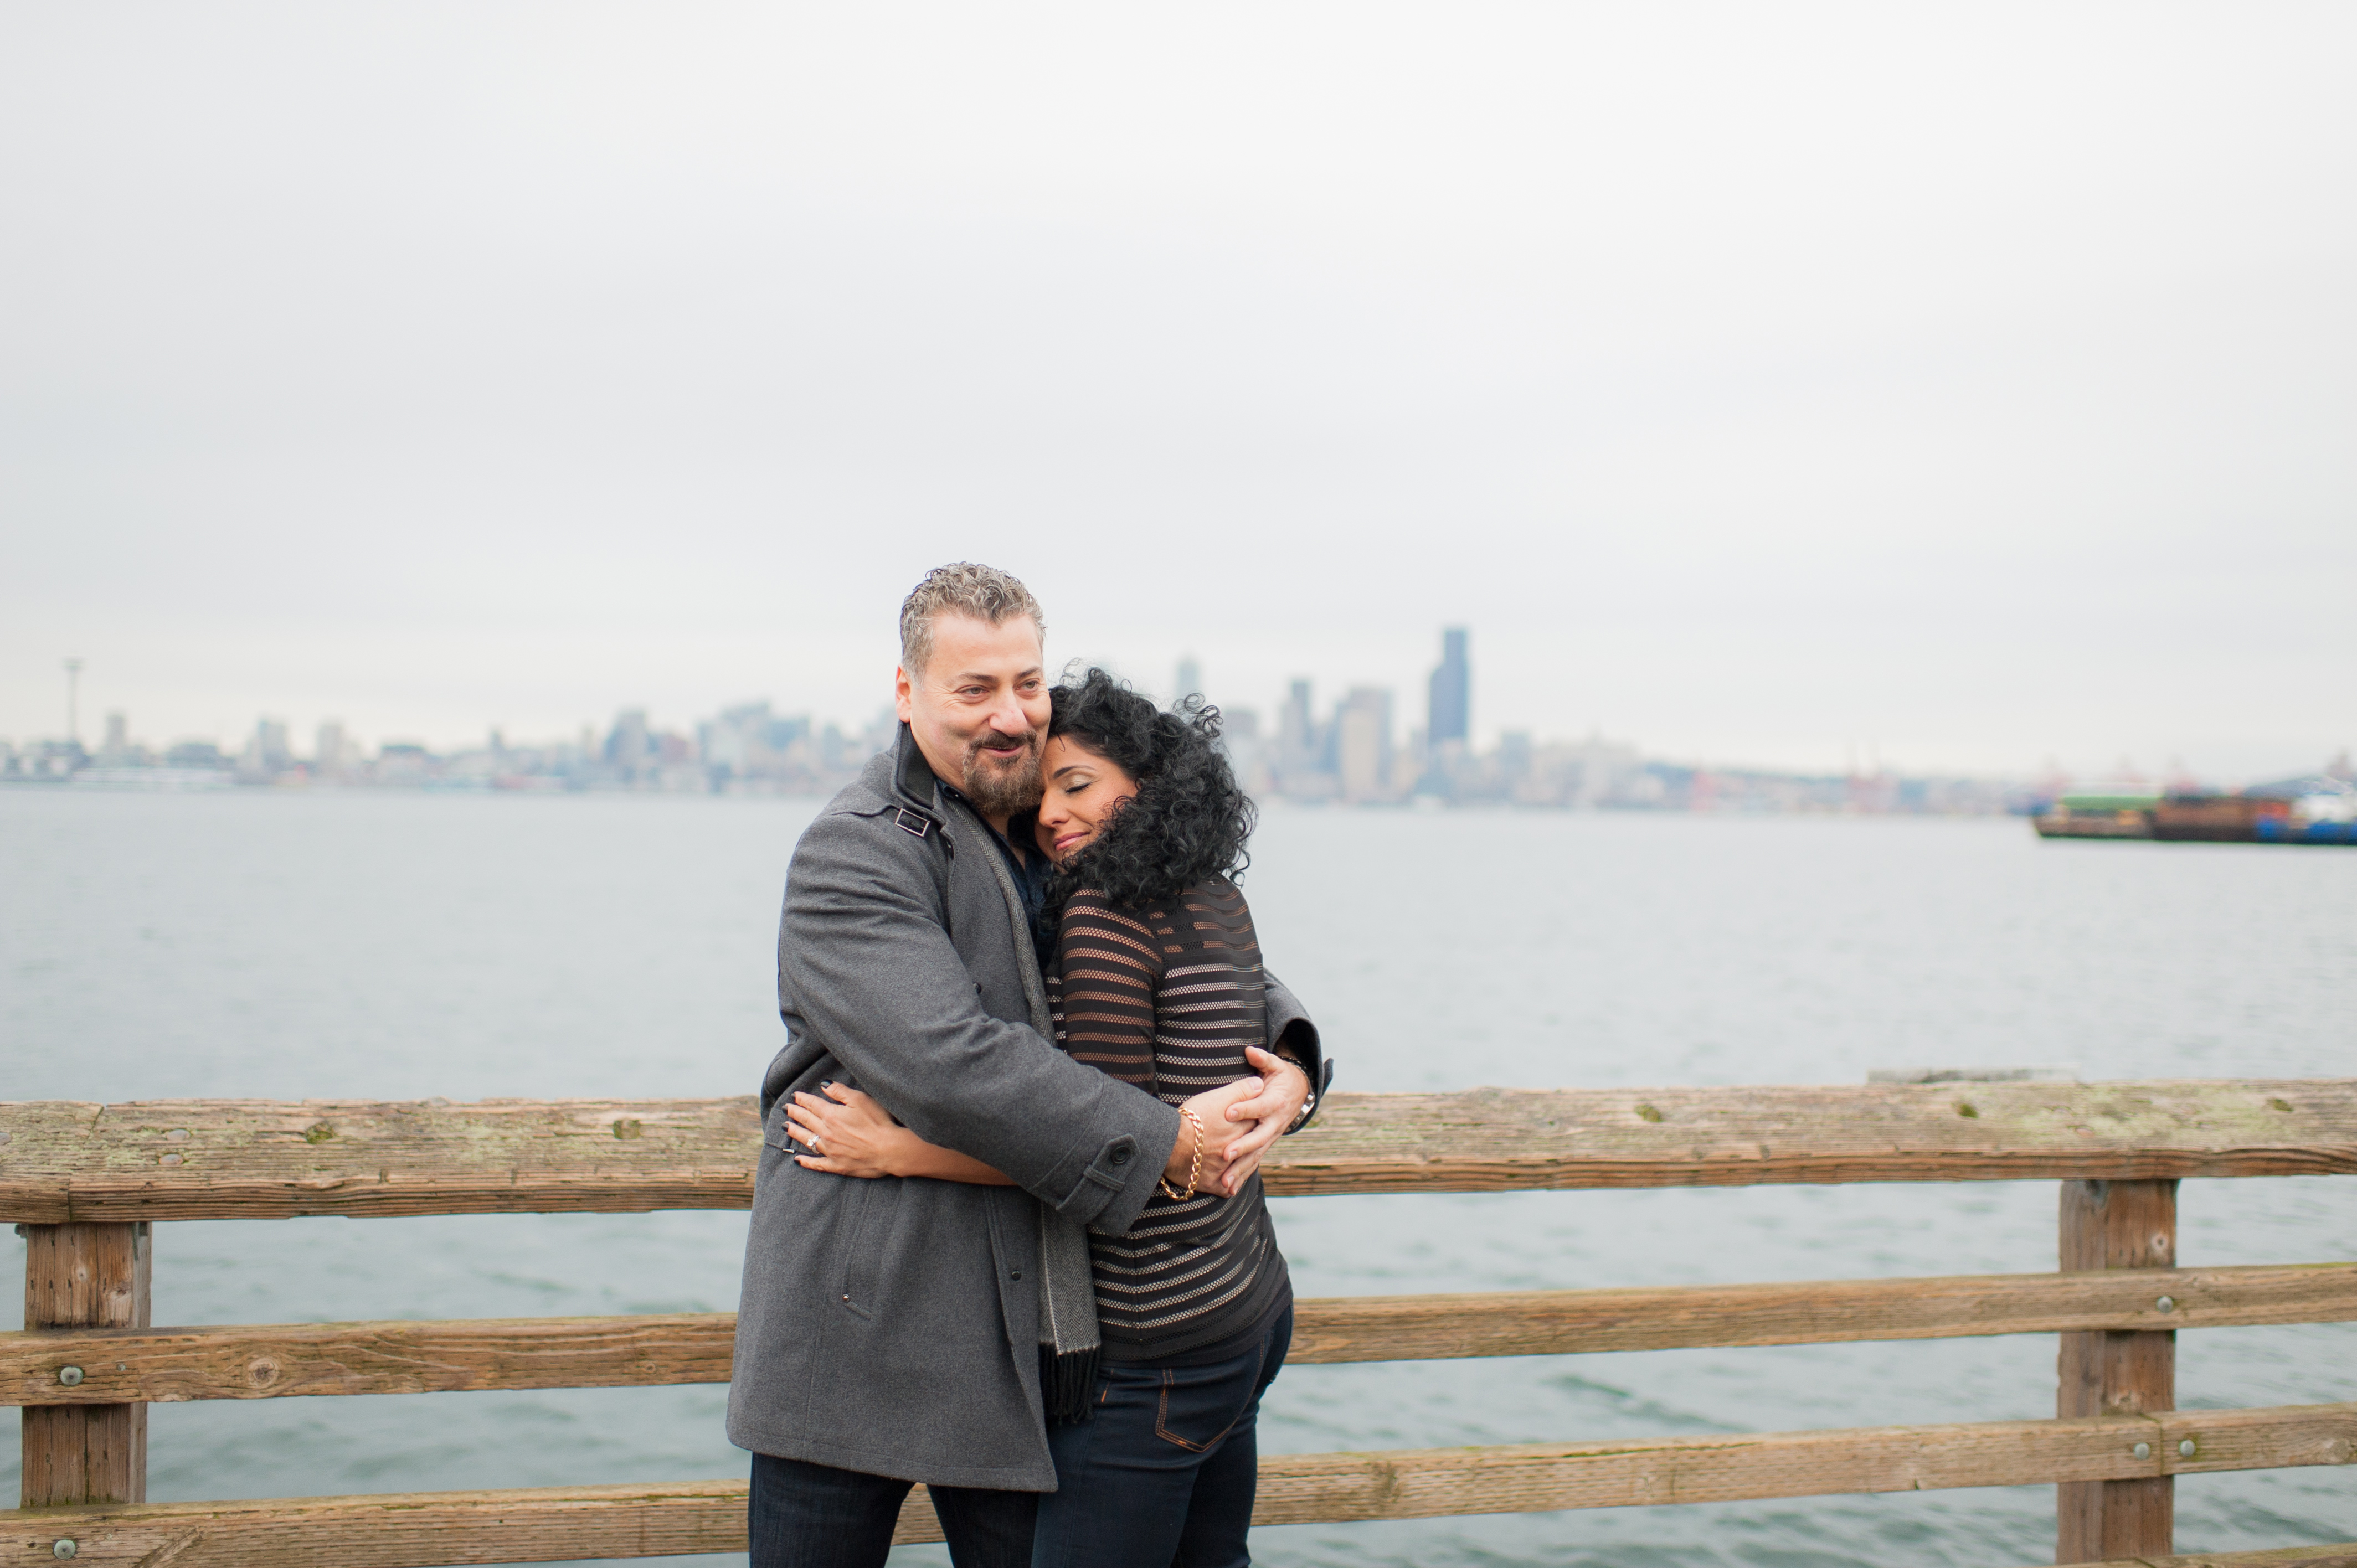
[728,564,1331,1568]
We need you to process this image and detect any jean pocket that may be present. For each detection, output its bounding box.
[1150,1363,1254,1453]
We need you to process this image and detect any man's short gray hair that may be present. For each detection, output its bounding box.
[899,563,1047,677]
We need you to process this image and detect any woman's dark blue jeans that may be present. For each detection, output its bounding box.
[1031,1303,1293,1568]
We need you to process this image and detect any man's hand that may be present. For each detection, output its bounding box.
[1206,1046,1310,1194]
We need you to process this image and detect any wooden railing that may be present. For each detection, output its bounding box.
[4,1078,2356,1566]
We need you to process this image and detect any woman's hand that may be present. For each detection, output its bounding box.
[787,1084,919,1179]
[786,1083,1016,1186]
[1169,1076,1263,1195]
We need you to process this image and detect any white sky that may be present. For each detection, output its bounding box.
[4,3,2352,779]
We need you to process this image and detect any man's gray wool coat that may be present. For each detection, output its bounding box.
[725,727,1321,1491]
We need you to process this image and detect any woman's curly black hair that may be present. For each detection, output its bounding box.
[1044,666,1255,912]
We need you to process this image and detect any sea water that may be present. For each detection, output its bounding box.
[4,788,2354,1567]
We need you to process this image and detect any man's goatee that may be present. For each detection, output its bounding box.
[960,736,1043,819]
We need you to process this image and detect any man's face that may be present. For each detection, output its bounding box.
[895,612,1051,827]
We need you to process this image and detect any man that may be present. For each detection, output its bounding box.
[728,564,1322,1567]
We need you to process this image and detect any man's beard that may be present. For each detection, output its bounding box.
[959,730,1043,819]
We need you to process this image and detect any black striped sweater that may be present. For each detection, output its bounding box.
[1046,878,1291,1364]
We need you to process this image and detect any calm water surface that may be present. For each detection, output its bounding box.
[4,788,2354,1566]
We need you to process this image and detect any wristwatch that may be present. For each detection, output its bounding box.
[1275,1048,1320,1135]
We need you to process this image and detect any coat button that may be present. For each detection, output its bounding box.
[1109,1147,1132,1166]
[1010,1270,1022,1281]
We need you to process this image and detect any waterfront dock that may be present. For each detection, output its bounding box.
[5,1080,2356,1566]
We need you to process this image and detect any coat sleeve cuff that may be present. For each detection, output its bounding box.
[1263,970,1329,1134]
[1036,1095,1182,1234]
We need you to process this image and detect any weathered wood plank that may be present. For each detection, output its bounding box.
[13,1263,2353,1406]
[0,1099,761,1224]
[1285,1262,2357,1365]
[0,1313,739,1405]
[1247,1402,2357,1526]
[1264,1080,2357,1196]
[0,1479,754,1566]
[2059,1179,2178,1561]
[2116,1554,2357,1568]
[3,1404,2351,1564]
[2063,1551,2357,1568]
[2,1081,2351,1221]
[19,1224,148,1508]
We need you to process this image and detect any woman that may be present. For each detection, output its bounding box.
[785,668,1314,1568]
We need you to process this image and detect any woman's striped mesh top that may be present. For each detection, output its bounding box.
[1047,878,1291,1363]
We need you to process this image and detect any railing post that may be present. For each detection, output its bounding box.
[2056,1179,2176,1563]
[20,1221,152,1507]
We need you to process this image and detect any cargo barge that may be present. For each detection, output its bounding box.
[2034,778,2357,845]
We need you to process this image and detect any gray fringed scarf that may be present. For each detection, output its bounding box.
[1035,1196,1102,1422]
[961,799,1102,1422]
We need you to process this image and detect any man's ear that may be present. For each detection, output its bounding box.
[893,666,917,724]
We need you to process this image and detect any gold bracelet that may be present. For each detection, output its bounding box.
[1159,1107,1206,1202]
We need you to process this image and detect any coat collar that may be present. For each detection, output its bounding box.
[892,722,940,809]
[887,721,953,841]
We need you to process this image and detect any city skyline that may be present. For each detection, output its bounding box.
[9,624,2346,792]
[11,604,2350,787]
[15,627,2345,809]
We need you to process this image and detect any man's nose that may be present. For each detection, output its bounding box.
[981,691,1030,735]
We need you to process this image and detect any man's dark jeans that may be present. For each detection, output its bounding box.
[748,1451,1036,1568]
[1031,1303,1293,1568]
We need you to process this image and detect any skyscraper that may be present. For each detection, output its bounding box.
[1336,687,1394,802]
[1173,656,1203,708]
[605,709,652,780]
[1428,627,1469,747]
[1279,679,1315,762]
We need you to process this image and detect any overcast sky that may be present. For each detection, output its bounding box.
[4,3,2351,779]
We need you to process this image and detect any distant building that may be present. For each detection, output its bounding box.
[97,712,132,767]
[315,721,349,776]
[374,741,433,786]
[1215,704,1268,792]
[238,718,291,781]
[698,701,820,787]
[1427,628,1469,747]
[1497,730,1532,787]
[1336,687,1393,802]
[1279,680,1315,759]
[604,709,652,780]
[1173,656,1202,709]
[1272,679,1335,797]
